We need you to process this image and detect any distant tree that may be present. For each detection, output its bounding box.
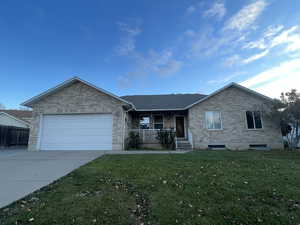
[0,102,5,109]
[268,89,300,149]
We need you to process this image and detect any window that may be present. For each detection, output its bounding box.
[154,115,163,129]
[140,116,150,129]
[205,111,222,130]
[246,111,262,129]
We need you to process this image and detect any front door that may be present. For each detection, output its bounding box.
[176,116,185,137]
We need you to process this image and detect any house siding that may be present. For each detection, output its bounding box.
[188,86,283,150]
[28,81,126,151]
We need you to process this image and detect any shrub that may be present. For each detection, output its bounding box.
[125,131,141,150]
[156,130,175,150]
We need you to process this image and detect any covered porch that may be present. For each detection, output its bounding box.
[127,110,193,149]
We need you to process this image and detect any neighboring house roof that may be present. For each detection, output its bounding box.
[121,94,207,111]
[21,77,134,108]
[0,111,31,127]
[0,110,32,122]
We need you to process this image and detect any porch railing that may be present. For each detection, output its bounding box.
[129,129,174,144]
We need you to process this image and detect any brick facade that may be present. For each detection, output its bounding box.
[28,81,127,151]
[188,86,283,150]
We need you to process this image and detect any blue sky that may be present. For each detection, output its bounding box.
[1,0,300,109]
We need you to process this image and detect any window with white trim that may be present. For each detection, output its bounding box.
[246,111,262,129]
[205,111,222,130]
[154,115,163,129]
[140,116,150,129]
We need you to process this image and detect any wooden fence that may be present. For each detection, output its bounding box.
[0,125,29,147]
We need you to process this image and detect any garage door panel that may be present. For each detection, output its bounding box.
[40,114,113,151]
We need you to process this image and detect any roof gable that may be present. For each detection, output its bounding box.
[22,77,133,107]
[185,82,273,109]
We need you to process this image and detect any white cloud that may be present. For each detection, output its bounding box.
[223,54,241,67]
[186,5,196,14]
[242,49,269,64]
[244,25,300,53]
[115,22,142,56]
[117,49,183,88]
[270,26,300,52]
[185,1,268,62]
[117,76,130,89]
[147,50,183,76]
[223,0,267,31]
[243,25,284,50]
[240,58,300,92]
[203,1,226,20]
[263,25,284,38]
[185,27,236,57]
[253,73,300,98]
[237,25,300,65]
[185,2,205,15]
[243,38,267,50]
[155,59,182,76]
[184,29,196,37]
[271,26,298,47]
[207,71,245,84]
[285,35,300,52]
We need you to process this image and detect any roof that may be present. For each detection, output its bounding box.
[21,77,134,107]
[122,82,273,111]
[21,77,273,111]
[0,110,32,126]
[121,94,207,111]
[0,110,32,119]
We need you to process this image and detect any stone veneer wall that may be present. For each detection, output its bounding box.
[28,81,126,151]
[188,86,284,150]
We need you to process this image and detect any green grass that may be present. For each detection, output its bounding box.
[1,150,300,225]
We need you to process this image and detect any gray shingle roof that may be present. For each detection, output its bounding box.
[0,110,32,119]
[121,94,207,110]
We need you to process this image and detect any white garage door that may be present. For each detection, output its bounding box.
[40,114,113,150]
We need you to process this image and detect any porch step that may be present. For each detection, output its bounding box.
[176,139,192,151]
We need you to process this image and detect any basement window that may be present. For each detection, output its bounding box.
[249,144,268,150]
[208,145,226,150]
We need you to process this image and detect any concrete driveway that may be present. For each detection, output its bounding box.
[0,149,104,208]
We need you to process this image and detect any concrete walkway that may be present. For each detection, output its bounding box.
[105,150,191,154]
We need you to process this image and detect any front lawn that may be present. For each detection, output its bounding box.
[1,150,300,225]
